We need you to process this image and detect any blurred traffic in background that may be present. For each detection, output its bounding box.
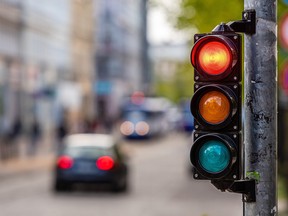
[0,0,287,216]
[0,0,194,159]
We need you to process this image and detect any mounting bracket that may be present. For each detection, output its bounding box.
[227,9,256,35]
[212,179,256,203]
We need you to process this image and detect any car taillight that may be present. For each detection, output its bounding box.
[57,156,73,169]
[96,156,114,171]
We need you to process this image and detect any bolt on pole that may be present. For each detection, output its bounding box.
[243,0,277,215]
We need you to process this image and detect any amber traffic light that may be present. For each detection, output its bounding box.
[199,90,230,124]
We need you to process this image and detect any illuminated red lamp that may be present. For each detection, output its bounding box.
[191,35,238,80]
[57,156,73,169]
[96,156,115,171]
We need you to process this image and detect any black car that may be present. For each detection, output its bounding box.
[53,134,129,192]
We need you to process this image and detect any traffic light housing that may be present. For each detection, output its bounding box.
[190,24,242,182]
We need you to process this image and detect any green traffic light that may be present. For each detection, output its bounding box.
[199,140,230,173]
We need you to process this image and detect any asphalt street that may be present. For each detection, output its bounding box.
[0,132,244,216]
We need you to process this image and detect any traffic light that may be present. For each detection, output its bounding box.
[190,23,242,182]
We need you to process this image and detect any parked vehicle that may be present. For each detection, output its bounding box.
[53,134,129,192]
[180,99,194,133]
[120,95,170,139]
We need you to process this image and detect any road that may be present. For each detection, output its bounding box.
[0,132,242,216]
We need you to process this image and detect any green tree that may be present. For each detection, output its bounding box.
[175,0,286,67]
[154,1,286,103]
[176,0,242,33]
[154,0,243,103]
[154,62,193,103]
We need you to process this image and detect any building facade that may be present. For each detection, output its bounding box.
[94,0,149,123]
[0,0,96,139]
[0,0,22,136]
[70,0,95,128]
[20,0,72,131]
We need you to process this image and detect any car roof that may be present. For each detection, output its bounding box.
[64,134,115,149]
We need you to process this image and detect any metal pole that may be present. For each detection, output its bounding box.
[244,0,277,215]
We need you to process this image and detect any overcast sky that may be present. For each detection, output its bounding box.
[147,0,188,45]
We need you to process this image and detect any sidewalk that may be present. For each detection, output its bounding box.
[0,153,54,180]
[0,134,56,180]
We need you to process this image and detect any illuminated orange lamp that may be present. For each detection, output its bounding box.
[199,91,230,124]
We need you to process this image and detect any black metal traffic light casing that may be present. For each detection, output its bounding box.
[189,24,243,182]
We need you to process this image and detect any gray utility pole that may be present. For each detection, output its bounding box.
[244,0,277,215]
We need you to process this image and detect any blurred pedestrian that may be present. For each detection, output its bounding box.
[29,118,41,156]
[0,122,11,161]
[56,116,68,150]
[11,117,22,138]
[0,117,21,160]
[9,117,22,158]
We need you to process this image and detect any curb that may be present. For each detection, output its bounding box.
[0,153,55,180]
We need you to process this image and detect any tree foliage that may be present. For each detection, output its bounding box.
[155,62,193,103]
[154,0,287,103]
[176,0,243,33]
[154,0,243,102]
[175,0,287,68]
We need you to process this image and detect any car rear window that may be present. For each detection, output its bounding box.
[64,146,113,159]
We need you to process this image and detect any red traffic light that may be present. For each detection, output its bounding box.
[191,35,238,80]
[197,41,231,75]
[190,28,242,182]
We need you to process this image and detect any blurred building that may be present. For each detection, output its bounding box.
[94,0,149,123]
[21,0,72,131]
[0,0,22,136]
[70,0,95,128]
[0,0,149,138]
[0,0,96,138]
[149,42,190,101]
[149,42,190,81]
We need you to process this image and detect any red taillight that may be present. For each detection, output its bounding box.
[57,156,73,169]
[96,156,114,171]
